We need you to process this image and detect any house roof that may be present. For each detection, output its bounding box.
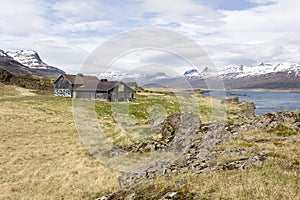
[55,74,99,85]
[54,73,134,92]
[74,81,121,92]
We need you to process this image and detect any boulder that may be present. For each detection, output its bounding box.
[221,96,239,104]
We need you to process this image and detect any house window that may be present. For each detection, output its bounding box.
[118,84,124,92]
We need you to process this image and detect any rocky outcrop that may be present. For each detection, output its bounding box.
[117,116,247,188]
[239,102,256,118]
[0,67,13,82]
[220,96,239,104]
[97,109,299,199]
[255,111,300,132]
[116,110,299,188]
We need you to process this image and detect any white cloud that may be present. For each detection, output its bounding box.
[0,0,50,35]
[81,28,214,75]
[247,0,278,4]
[56,20,115,33]
[1,0,300,74]
[142,0,223,24]
[198,0,300,67]
[52,0,104,22]
[138,0,225,34]
[31,37,89,73]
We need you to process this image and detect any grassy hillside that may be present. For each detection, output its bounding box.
[0,67,54,90]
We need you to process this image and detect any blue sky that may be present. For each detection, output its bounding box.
[202,0,272,10]
[0,0,299,74]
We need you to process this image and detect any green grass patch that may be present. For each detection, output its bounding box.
[268,152,288,159]
[239,141,254,147]
[267,124,298,137]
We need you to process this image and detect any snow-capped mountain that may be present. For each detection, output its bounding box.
[6,50,48,69]
[0,49,65,77]
[97,62,300,89]
[183,62,300,79]
[220,62,300,79]
[147,72,169,80]
[98,71,169,82]
[182,62,300,89]
[98,71,143,80]
[183,67,219,78]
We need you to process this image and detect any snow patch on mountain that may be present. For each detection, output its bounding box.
[147,72,169,80]
[0,50,9,57]
[6,50,48,69]
[184,69,200,76]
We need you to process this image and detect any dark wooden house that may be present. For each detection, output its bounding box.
[54,74,99,97]
[54,74,134,101]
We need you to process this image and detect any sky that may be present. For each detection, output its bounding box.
[1,0,300,74]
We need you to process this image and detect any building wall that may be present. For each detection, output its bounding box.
[74,91,96,99]
[95,92,108,100]
[54,76,73,97]
[109,83,134,102]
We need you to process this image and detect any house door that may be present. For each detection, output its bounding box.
[111,93,116,102]
[108,93,112,101]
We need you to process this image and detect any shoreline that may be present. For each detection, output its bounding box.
[228,88,300,92]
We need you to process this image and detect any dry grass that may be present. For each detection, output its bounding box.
[0,85,119,199]
[148,163,299,200]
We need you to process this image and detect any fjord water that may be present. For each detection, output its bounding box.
[205,90,300,115]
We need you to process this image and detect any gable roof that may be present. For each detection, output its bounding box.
[74,81,121,92]
[55,74,99,85]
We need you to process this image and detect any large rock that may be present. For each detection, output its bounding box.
[161,113,201,140]
[163,113,201,155]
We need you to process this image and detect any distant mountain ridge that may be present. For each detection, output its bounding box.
[0,49,65,78]
[1,47,298,90]
[183,62,300,89]
[98,71,170,82]
[98,62,300,89]
[183,62,300,79]
[226,62,300,78]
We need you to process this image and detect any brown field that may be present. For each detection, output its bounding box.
[0,85,119,199]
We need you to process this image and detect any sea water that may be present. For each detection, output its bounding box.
[204,90,300,115]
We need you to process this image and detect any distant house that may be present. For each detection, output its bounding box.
[54,74,134,101]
